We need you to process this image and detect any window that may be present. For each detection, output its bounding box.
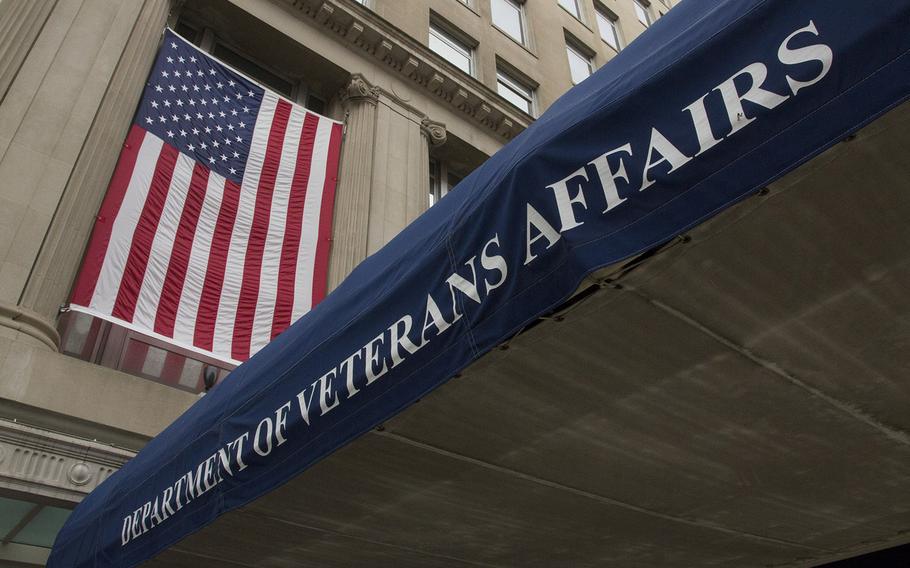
[633,0,652,26]
[429,159,464,207]
[566,42,594,84]
[595,6,621,51]
[558,0,581,19]
[496,68,535,115]
[492,0,525,44]
[429,22,474,75]
[212,42,294,97]
[59,311,233,394]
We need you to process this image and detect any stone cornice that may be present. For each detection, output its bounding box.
[0,419,134,503]
[286,0,531,140]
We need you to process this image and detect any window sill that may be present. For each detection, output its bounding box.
[491,24,538,59]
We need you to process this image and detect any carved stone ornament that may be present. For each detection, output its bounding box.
[67,462,93,486]
[342,73,380,105]
[420,118,447,147]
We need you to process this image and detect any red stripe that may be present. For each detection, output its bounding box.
[111,144,179,322]
[194,178,241,351]
[271,113,320,340]
[232,100,293,360]
[311,122,343,306]
[154,164,210,337]
[71,125,146,306]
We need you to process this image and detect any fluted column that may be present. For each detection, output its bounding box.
[15,0,173,347]
[328,73,380,290]
[419,117,447,211]
[0,0,57,104]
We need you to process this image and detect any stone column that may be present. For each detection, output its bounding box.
[419,117,448,211]
[328,73,380,290]
[12,0,173,349]
[0,0,57,103]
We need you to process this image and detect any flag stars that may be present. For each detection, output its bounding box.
[216,82,223,89]
[204,126,212,134]
[166,56,174,64]
[159,116,167,123]
[189,56,197,63]
[229,167,237,175]
[208,156,215,164]
[166,130,174,137]
[161,70,169,78]
[187,143,195,151]
[174,70,181,78]
[178,55,185,63]
[170,41,177,49]
[150,100,159,109]
[168,85,176,92]
[200,142,208,150]
[231,109,238,116]
[223,95,230,103]
[219,111,226,118]
[192,128,200,135]
[145,117,153,125]
[216,125,223,132]
[181,85,188,92]
[209,69,216,76]
[154,85,163,93]
[179,129,187,137]
[221,154,227,161]
[228,80,235,87]
[163,100,171,107]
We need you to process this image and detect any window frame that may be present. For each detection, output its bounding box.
[633,0,653,27]
[428,20,476,76]
[557,0,582,21]
[491,0,527,45]
[594,4,622,51]
[496,66,536,116]
[565,40,594,85]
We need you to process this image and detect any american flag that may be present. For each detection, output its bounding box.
[70,29,343,365]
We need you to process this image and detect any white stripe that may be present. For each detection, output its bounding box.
[212,91,279,360]
[90,133,164,314]
[172,172,226,345]
[133,153,195,331]
[292,117,333,321]
[249,105,305,356]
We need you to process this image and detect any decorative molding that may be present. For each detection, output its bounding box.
[420,118,447,147]
[0,301,59,351]
[286,0,531,140]
[341,72,379,106]
[0,419,133,504]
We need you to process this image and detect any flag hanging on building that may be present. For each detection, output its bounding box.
[69,29,343,365]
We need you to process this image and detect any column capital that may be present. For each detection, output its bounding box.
[420,117,447,147]
[341,73,379,106]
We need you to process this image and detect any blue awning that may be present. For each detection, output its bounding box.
[49,1,910,565]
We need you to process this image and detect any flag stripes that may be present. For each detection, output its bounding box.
[70,31,343,365]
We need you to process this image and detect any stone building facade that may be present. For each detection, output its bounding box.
[0,0,672,563]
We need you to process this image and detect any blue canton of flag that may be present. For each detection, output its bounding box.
[136,30,264,184]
